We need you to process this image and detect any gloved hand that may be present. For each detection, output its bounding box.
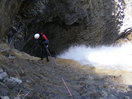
[46,45,48,48]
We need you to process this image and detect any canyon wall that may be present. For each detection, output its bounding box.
[0,0,126,56]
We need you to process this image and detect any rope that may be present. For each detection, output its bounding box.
[61,77,74,98]
[46,48,74,98]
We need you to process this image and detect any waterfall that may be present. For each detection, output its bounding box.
[58,42,132,71]
[57,0,132,71]
[120,0,132,32]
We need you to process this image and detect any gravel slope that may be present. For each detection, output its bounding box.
[0,43,132,99]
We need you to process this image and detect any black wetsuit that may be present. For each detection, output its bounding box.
[38,33,49,61]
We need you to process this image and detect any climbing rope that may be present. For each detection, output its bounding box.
[46,48,74,98]
[61,77,73,98]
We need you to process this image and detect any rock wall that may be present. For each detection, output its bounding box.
[1,0,126,56]
[0,0,23,42]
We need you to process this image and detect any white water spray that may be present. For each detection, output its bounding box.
[58,42,132,71]
[58,0,132,71]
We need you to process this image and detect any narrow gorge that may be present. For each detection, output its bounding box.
[0,0,132,99]
[1,0,128,56]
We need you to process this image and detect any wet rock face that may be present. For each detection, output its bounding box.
[2,0,125,56]
[114,28,132,45]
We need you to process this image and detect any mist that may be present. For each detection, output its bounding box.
[58,42,132,71]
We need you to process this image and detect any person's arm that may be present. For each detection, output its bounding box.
[41,33,48,40]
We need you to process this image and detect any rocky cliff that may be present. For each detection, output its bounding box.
[0,1,132,98]
[0,0,23,42]
[0,0,126,56]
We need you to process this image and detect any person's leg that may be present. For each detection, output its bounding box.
[41,46,44,60]
[44,45,49,62]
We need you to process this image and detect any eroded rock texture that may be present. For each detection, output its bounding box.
[0,0,125,56]
[0,0,23,42]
